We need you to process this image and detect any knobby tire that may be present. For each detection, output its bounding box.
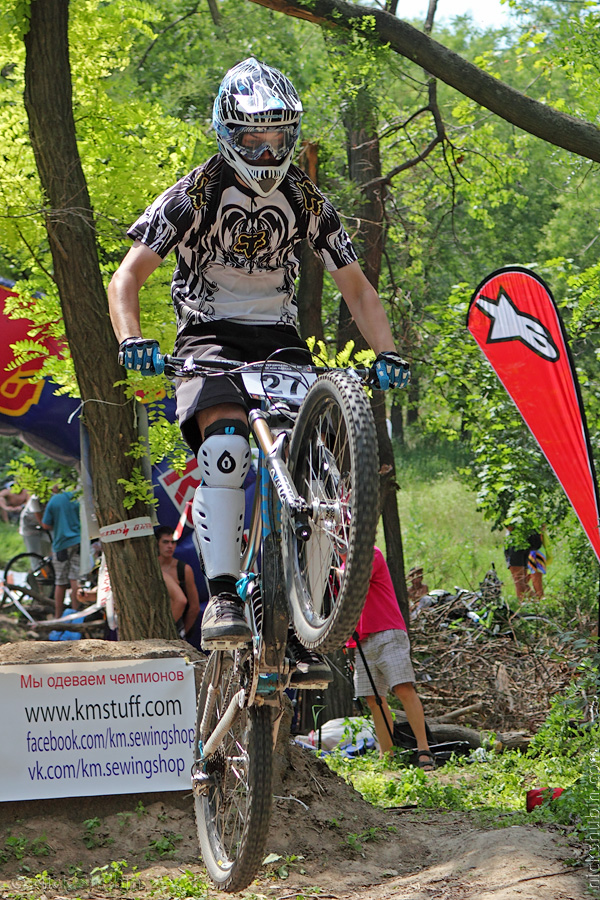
[2,552,55,610]
[283,371,379,652]
[195,651,273,892]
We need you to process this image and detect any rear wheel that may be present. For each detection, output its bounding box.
[194,651,273,892]
[2,552,55,612]
[283,371,379,651]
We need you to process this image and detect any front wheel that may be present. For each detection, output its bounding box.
[194,651,273,892]
[2,552,55,611]
[282,371,379,651]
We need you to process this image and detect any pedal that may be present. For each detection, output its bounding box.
[201,637,251,651]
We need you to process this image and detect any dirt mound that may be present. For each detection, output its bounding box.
[0,743,589,899]
[0,639,590,898]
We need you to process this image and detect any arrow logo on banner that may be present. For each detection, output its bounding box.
[476,288,560,361]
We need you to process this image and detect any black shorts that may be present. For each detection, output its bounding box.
[504,532,542,568]
[173,320,311,454]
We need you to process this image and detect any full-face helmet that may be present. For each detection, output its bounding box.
[212,57,303,197]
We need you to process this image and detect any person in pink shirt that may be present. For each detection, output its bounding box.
[349,547,435,770]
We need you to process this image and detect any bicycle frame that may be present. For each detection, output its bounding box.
[195,402,303,764]
[165,354,373,752]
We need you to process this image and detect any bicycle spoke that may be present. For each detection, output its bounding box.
[195,651,273,891]
[284,372,379,651]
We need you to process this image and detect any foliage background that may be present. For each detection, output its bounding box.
[1,0,599,606]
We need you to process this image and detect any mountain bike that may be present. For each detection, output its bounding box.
[2,550,112,635]
[1,551,55,624]
[162,354,381,891]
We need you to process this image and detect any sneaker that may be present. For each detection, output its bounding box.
[287,632,333,689]
[201,592,252,650]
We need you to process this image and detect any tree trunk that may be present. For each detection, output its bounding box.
[297,142,325,343]
[298,649,354,733]
[390,397,404,444]
[23,0,175,640]
[249,0,600,164]
[341,86,409,620]
[406,370,419,427]
[372,392,410,627]
[337,90,380,355]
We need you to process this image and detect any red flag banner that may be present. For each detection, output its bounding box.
[467,266,600,563]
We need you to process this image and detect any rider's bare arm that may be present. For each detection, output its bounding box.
[108,241,163,342]
[330,261,396,355]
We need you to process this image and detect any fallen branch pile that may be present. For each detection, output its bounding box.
[409,594,577,734]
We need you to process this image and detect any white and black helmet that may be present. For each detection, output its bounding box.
[212,57,303,197]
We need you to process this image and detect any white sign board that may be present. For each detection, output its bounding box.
[0,657,197,801]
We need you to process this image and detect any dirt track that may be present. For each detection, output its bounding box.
[0,639,591,899]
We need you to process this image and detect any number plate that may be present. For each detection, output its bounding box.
[241,364,318,403]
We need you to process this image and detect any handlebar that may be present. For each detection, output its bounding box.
[160,353,373,384]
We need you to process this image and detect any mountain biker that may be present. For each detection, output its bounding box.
[108,57,409,679]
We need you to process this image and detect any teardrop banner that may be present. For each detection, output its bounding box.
[467,265,600,564]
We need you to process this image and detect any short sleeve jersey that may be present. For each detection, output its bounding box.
[42,491,81,554]
[127,155,358,334]
[353,547,407,643]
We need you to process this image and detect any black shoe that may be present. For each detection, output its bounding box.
[287,632,333,689]
[201,592,252,650]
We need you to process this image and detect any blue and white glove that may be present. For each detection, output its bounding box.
[370,351,410,390]
[118,337,164,375]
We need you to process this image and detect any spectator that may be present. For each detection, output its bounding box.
[505,526,544,600]
[162,571,188,627]
[349,547,435,770]
[19,494,51,557]
[406,565,429,606]
[0,483,29,524]
[155,525,201,643]
[77,553,187,635]
[41,484,81,618]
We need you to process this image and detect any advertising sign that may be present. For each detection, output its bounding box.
[0,657,197,801]
[468,266,600,562]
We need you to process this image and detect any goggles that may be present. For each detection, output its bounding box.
[228,125,298,162]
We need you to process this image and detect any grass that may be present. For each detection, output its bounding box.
[325,646,599,868]
[325,733,599,871]
[386,438,577,606]
[0,522,25,571]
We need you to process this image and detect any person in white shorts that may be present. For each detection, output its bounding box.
[349,547,435,770]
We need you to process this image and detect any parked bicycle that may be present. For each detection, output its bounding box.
[1,551,56,624]
[1,550,112,636]
[162,354,383,891]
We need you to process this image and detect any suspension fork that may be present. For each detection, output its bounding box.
[248,410,311,541]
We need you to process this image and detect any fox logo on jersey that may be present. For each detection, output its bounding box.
[476,288,560,362]
[234,230,268,258]
[297,178,324,216]
[186,172,210,210]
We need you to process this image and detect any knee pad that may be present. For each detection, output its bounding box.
[193,420,251,580]
[196,419,251,489]
[192,485,246,580]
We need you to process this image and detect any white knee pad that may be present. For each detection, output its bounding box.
[193,485,245,580]
[194,431,251,580]
[197,433,251,488]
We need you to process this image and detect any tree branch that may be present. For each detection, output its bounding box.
[247,0,600,163]
[137,3,201,70]
[365,134,442,188]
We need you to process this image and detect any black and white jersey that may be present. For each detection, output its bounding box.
[127,154,357,334]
